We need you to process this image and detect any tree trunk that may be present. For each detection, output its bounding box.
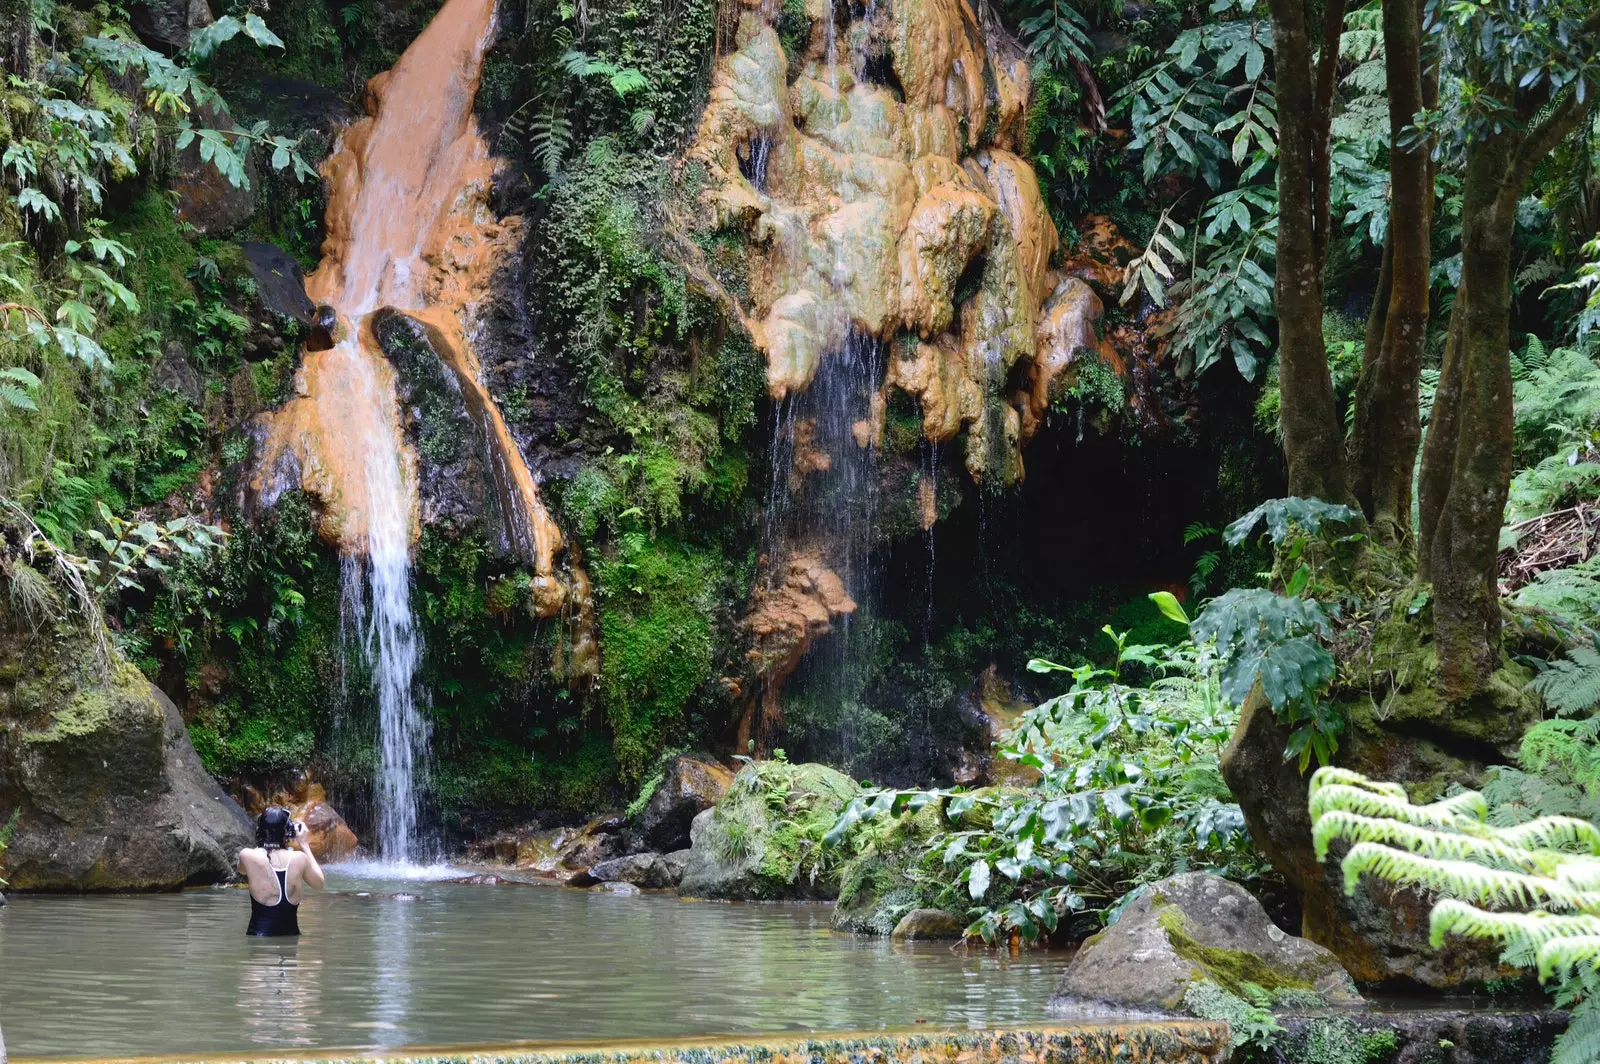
[1420,81,1593,696]
[1270,0,1348,503]
[1427,149,1518,699]
[1349,0,1432,545]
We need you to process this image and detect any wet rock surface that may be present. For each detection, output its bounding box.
[175,103,258,235]
[1052,872,1361,1012]
[634,754,735,852]
[0,616,252,890]
[589,852,681,889]
[1273,1006,1567,1064]
[891,908,965,940]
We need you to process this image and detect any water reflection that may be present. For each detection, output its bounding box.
[238,939,322,1048]
[0,873,1072,1059]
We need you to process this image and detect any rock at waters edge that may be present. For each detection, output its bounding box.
[891,908,965,940]
[589,852,680,889]
[0,615,252,890]
[678,760,859,901]
[1221,677,1533,988]
[635,754,734,852]
[1276,1007,1567,1064]
[1052,872,1361,1013]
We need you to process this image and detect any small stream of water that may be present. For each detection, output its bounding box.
[0,875,1072,1059]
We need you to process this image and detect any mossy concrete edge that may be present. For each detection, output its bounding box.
[14,1023,1232,1064]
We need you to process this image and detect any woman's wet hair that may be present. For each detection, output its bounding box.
[256,806,292,849]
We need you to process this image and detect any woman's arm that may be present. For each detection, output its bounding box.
[294,824,326,889]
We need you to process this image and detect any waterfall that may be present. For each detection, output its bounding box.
[255,0,563,866]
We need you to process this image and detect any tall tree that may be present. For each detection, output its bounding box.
[1348,0,1434,546]
[1269,0,1349,503]
[1417,3,1599,699]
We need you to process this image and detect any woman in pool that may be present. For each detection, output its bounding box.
[240,807,326,937]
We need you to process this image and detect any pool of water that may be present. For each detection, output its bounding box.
[0,869,1072,1060]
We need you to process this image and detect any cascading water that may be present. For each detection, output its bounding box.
[256,0,565,866]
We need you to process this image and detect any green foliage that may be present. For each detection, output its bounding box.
[1111,0,1278,378]
[1181,980,1283,1053]
[1530,641,1600,718]
[1187,498,1362,770]
[826,616,1263,943]
[1310,766,1600,1064]
[697,759,861,897]
[1511,342,1600,467]
[595,532,723,782]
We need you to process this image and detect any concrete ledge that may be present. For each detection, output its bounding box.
[15,1023,1232,1064]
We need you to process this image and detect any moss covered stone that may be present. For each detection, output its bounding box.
[677,759,860,900]
[1052,872,1360,1012]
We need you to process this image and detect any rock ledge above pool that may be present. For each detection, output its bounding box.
[43,1024,1232,1064]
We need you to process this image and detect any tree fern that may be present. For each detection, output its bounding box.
[1310,766,1600,1064]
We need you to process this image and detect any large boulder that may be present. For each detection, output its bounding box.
[891,908,965,940]
[678,760,859,900]
[635,754,734,851]
[1222,664,1535,988]
[0,614,252,890]
[1051,872,1361,1013]
[175,102,258,235]
[233,242,318,361]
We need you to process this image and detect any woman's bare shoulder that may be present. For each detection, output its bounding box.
[238,846,266,864]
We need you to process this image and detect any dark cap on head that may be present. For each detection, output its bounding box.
[257,806,292,848]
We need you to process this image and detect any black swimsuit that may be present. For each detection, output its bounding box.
[246,858,301,937]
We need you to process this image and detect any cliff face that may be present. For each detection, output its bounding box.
[0,611,252,890]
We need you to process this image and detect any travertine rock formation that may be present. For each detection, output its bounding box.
[690,0,1115,485]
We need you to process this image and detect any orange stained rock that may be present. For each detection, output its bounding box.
[736,552,858,751]
[254,0,562,588]
[1022,275,1124,440]
[689,0,1096,487]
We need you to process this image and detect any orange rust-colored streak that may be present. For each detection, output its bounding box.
[254,0,561,583]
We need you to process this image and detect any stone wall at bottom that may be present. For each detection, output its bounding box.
[38,1024,1232,1064]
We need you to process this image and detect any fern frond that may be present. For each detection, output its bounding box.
[1429,897,1600,951]
[1425,789,1490,821]
[1309,766,1410,799]
[1308,782,1465,829]
[1312,809,1551,871]
[1538,935,1600,982]
[1551,997,1600,1064]
[1340,843,1600,913]
[1531,646,1600,716]
[1498,816,1600,855]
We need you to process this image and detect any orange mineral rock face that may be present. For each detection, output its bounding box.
[253,0,564,599]
[688,0,1122,489]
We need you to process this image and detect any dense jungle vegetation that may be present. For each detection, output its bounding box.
[3,0,1600,1042]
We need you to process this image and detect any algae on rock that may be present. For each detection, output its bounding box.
[0,605,252,891]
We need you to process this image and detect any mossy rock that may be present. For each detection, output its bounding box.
[677,760,860,900]
[0,605,252,890]
[1050,872,1361,1012]
[832,802,948,934]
